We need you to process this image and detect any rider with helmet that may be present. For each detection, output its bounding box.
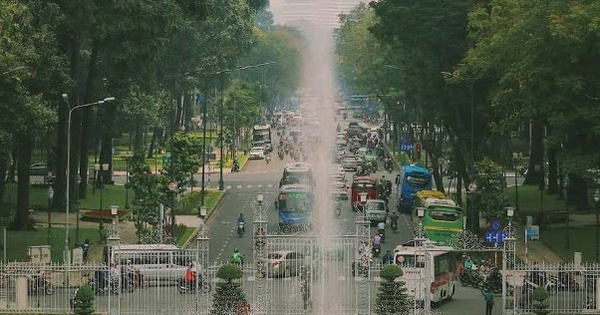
[231,248,244,265]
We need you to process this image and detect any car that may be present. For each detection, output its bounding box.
[332,190,349,201]
[331,181,348,190]
[341,157,359,171]
[365,199,388,224]
[29,163,49,176]
[258,250,307,278]
[249,147,266,160]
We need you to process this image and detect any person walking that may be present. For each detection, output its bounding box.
[482,287,494,315]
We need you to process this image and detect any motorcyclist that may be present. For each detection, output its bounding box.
[389,212,399,230]
[383,250,394,265]
[372,233,382,247]
[231,248,244,265]
[377,221,386,241]
[463,256,474,271]
[185,262,197,289]
[237,213,246,234]
[81,239,90,263]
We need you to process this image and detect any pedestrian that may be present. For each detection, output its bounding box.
[482,287,494,315]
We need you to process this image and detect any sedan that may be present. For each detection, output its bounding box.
[249,147,265,160]
[258,250,307,278]
[341,157,359,171]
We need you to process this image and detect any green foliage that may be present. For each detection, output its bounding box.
[379,264,403,282]
[532,286,550,315]
[127,153,164,226]
[73,285,95,315]
[374,265,411,315]
[216,263,243,282]
[473,157,510,220]
[163,132,203,194]
[211,264,246,315]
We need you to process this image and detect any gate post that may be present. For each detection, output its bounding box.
[252,194,268,315]
[196,214,210,314]
[354,196,371,315]
[502,208,516,314]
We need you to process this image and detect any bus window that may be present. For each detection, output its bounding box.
[405,176,430,188]
[278,196,312,212]
[395,254,425,268]
[428,209,461,221]
[353,183,375,190]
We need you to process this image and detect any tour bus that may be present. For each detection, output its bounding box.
[103,244,197,286]
[393,243,458,305]
[417,191,464,244]
[396,164,433,212]
[275,184,313,231]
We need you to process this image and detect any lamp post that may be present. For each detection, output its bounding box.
[124,153,132,209]
[594,189,600,262]
[196,62,277,192]
[512,153,521,210]
[416,207,426,241]
[47,186,54,245]
[62,94,115,262]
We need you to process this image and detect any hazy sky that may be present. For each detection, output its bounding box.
[268,0,286,24]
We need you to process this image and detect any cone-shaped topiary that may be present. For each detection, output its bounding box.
[375,264,411,315]
[73,285,95,315]
[532,286,550,315]
[211,264,247,315]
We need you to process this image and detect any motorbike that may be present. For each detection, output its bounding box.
[237,221,245,237]
[552,272,580,291]
[231,162,240,173]
[351,261,369,277]
[377,229,385,243]
[522,271,557,295]
[390,219,398,233]
[178,277,211,294]
[265,154,271,164]
[127,269,147,288]
[372,244,381,257]
[334,203,342,217]
[28,275,55,295]
[278,149,284,160]
[384,159,394,173]
[89,273,120,295]
[482,268,503,293]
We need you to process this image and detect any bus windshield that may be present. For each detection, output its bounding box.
[405,175,430,188]
[428,208,461,221]
[278,192,312,212]
[282,172,311,185]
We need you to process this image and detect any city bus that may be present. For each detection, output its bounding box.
[275,184,313,231]
[393,243,458,305]
[396,164,433,212]
[419,193,464,244]
[253,124,272,151]
[351,176,378,211]
[279,162,314,187]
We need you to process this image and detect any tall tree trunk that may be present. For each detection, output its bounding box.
[6,144,18,183]
[78,46,99,199]
[147,128,158,158]
[12,138,32,230]
[546,145,558,194]
[566,173,588,210]
[69,109,82,212]
[0,142,9,215]
[100,134,114,184]
[524,119,544,185]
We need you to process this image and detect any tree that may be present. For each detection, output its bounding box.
[73,284,95,315]
[531,286,550,315]
[210,264,247,315]
[374,264,411,315]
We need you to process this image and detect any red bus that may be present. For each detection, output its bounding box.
[351,176,378,210]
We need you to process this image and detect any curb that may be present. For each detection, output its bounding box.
[182,189,228,248]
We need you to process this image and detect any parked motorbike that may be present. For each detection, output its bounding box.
[522,271,557,295]
[177,278,211,294]
[238,221,245,237]
[28,275,55,295]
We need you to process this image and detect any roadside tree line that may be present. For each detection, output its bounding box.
[0,0,302,231]
[335,0,600,216]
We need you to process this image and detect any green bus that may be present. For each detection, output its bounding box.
[417,192,464,244]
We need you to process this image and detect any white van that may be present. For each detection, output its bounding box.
[104,244,199,286]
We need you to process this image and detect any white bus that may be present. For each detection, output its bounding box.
[393,243,458,305]
[104,244,199,286]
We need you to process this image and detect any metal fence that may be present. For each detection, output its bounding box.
[0,248,213,314]
[505,263,600,314]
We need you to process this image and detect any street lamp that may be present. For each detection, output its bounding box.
[416,207,426,240]
[594,189,600,262]
[512,152,522,210]
[124,153,132,209]
[47,186,54,245]
[63,94,115,262]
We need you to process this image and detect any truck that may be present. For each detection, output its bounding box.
[253,124,272,152]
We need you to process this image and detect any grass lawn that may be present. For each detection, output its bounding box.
[2,227,101,262]
[5,184,127,210]
[504,184,597,214]
[175,227,196,247]
[540,226,597,262]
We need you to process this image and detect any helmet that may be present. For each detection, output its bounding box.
[126,259,132,264]
[234,248,239,253]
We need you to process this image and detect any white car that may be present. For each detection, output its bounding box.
[249,147,266,160]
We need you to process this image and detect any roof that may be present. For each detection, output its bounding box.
[402,164,431,174]
[112,244,181,252]
[352,176,378,183]
[423,198,458,207]
[415,190,447,200]
[285,162,311,170]
[393,243,454,256]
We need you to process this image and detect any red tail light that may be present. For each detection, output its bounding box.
[272,260,282,268]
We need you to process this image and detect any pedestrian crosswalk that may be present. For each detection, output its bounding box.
[225,184,276,190]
